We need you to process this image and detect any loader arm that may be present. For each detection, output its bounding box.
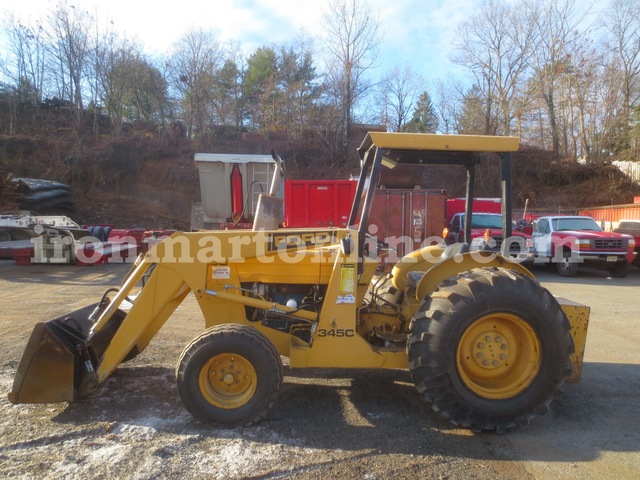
[94,261,191,383]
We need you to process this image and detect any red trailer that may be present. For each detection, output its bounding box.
[283,180,447,261]
[284,180,357,228]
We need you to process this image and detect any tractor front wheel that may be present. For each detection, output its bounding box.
[408,267,573,433]
[176,324,282,426]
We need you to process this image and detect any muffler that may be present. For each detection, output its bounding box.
[8,302,128,404]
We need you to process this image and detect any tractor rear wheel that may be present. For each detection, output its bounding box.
[176,324,282,426]
[408,267,573,433]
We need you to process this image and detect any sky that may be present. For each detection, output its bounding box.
[2,0,483,85]
[2,0,610,105]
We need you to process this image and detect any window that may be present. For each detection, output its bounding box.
[551,217,600,232]
[536,218,549,234]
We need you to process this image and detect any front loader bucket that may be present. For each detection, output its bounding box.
[8,303,127,405]
[8,321,85,404]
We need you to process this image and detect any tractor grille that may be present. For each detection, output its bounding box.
[592,238,627,249]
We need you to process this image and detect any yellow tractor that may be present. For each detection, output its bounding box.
[9,133,589,433]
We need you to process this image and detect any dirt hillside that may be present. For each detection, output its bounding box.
[1,132,638,229]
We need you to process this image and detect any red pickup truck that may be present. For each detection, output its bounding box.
[444,212,534,262]
[532,215,636,277]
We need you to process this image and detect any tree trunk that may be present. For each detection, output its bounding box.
[544,89,560,162]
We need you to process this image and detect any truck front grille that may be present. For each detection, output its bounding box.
[490,237,527,252]
[592,238,627,249]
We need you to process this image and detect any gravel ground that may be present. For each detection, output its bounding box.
[0,260,638,479]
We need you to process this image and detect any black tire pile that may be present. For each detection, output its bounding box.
[11,178,75,213]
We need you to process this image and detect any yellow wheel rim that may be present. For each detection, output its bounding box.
[198,353,257,409]
[456,313,541,399]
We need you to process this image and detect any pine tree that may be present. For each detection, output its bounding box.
[404,91,438,133]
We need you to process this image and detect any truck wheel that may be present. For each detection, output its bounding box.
[408,267,573,433]
[176,324,282,426]
[608,260,631,278]
[556,256,579,276]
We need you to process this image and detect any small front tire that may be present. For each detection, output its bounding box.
[176,324,282,427]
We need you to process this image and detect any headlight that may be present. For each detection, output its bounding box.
[574,239,591,247]
[629,238,635,248]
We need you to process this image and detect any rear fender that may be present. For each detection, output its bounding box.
[414,252,534,301]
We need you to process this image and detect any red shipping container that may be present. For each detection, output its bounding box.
[368,189,447,258]
[285,180,357,228]
[578,203,640,225]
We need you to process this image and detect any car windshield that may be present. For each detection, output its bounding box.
[552,217,601,232]
[462,214,503,229]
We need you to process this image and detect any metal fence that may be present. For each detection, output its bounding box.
[613,160,640,183]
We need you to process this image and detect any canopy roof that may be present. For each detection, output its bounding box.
[357,132,520,166]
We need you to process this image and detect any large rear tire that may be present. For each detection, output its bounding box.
[408,267,573,433]
[176,324,282,426]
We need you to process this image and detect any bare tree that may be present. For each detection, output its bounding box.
[168,28,224,142]
[601,0,640,119]
[452,0,537,135]
[433,78,464,134]
[321,0,381,151]
[598,0,640,161]
[379,65,423,132]
[94,33,133,129]
[566,46,596,159]
[46,1,94,117]
[4,15,46,106]
[527,0,590,159]
[1,14,47,133]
